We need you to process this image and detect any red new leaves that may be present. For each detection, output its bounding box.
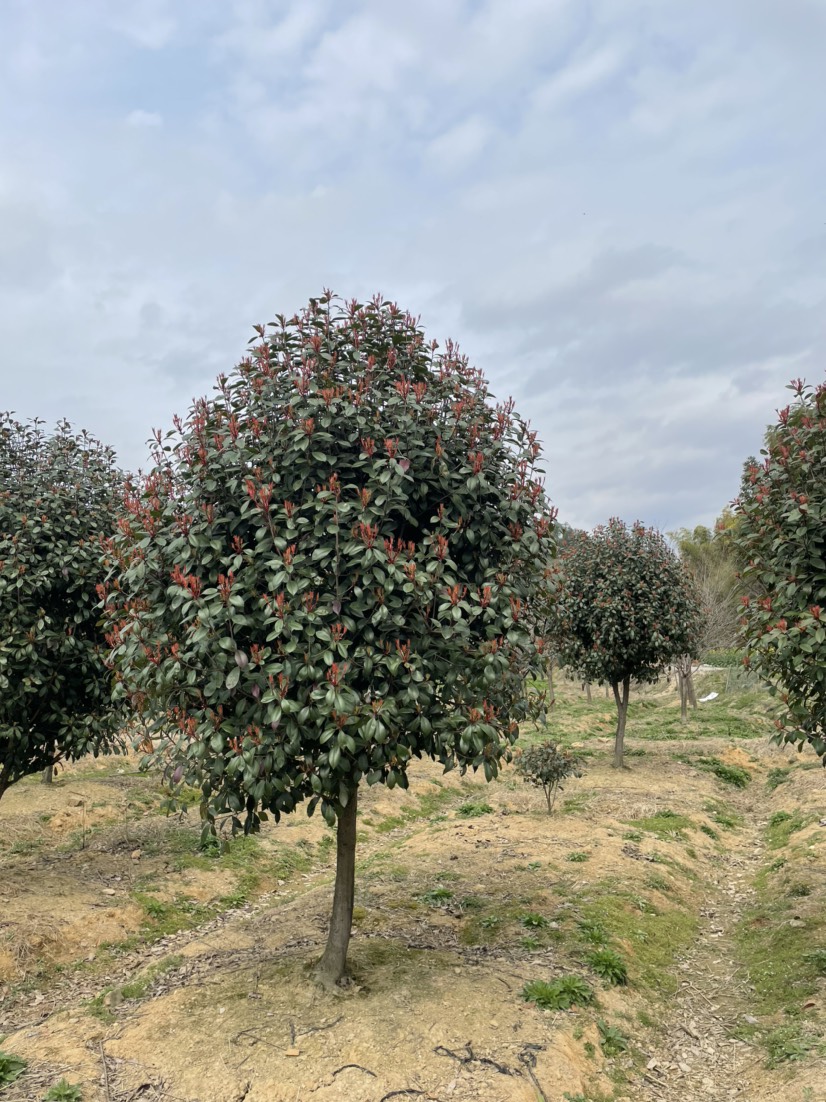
[104,292,555,845]
[734,378,826,762]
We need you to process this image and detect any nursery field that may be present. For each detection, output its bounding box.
[1,672,825,1102]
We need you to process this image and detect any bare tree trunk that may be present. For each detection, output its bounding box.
[41,740,57,784]
[679,672,688,721]
[315,788,358,987]
[605,683,610,699]
[584,682,592,703]
[687,665,697,710]
[547,656,555,711]
[611,677,630,768]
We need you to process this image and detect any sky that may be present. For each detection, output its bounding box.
[1,0,824,534]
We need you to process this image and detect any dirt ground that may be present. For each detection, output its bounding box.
[1,677,825,1102]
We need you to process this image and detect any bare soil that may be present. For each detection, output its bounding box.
[1,681,824,1102]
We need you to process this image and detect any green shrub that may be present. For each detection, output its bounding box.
[522,975,594,1010]
[515,740,583,813]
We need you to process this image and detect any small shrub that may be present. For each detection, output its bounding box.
[597,1019,630,1056]
[521,936,540,950]
[0,1051,27,1088]
[480,915,500,929]
[587,948,628,986]
[522,975,595,1010]
[456,801,493,818]
[515,741,583,813]
[44,1082,84,1102]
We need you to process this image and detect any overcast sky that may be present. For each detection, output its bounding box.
[1,0,824,533]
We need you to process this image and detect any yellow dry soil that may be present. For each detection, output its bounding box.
[1,678,824,1102]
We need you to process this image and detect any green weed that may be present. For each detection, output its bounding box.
[597,1019,629,1056]
[43,1081,84,1101]
[0,1050,27,1088]
[587,948,628,986]
[522,975,595,1010]
[456,801,493,818]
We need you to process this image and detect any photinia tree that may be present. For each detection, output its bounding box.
[0,416,125,801]
[734,379,826,762]
[553,519,702,767]
[102,292,556,986]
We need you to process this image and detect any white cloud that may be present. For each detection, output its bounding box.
[126,110,163,127]
[0,0,823,534]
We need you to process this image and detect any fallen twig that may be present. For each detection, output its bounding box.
[332,1064,377,1078]
[99,1041,113,1102]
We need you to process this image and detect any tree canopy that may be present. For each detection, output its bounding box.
[0,415,124,800]
[553,518,702,766]
[102,292,556,983]
[734,379,826,762]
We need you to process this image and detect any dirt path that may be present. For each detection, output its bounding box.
[640,786,767,1102]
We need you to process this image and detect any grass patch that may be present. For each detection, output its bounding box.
[767,811,811,849]
[766,767,792,792]
[120,954,184,1000]
[566,851,590,863]
[703,801,743,830]
[628,809,693,840]
[578,882,697,993]
[681,755,751,788]
[456,800,493,818]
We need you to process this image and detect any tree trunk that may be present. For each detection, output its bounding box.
[315,788,358,987]
[605,683,610,699]
[687,666,697,710]
[41,739,58,784]
[584,681,592,703]
[547,657,555,711]
[611,677,630,768]
[680,672,688,721]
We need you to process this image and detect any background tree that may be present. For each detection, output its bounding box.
[734,379,826,762]
[103,292,556,986]
[553,519,702,767]
[670,509,746,653]
[0,416,124,801]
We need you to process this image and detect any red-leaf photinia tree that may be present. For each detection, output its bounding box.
[0,416,124,801]
[102,292,556,984]
[553,519,702,768]
[735,379,826,763]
